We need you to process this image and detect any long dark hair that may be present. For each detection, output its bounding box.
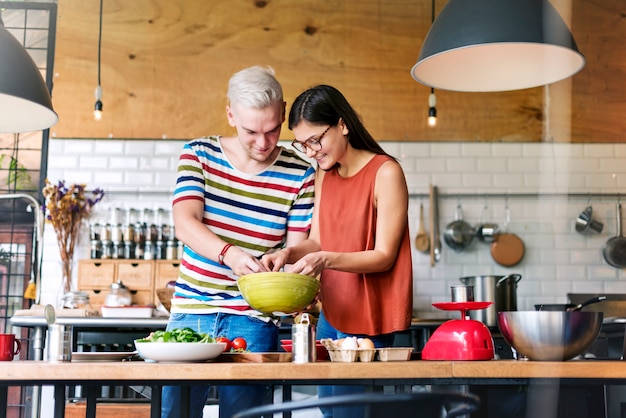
[289,85,392,158]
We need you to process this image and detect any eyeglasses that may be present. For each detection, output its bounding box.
[291,126,331,153]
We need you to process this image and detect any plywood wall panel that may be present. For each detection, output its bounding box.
[50,0,624,142]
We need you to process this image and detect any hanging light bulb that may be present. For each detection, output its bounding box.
[93,0,103,121]
[427,88,437,127]
[426,0,437,128]
[94,85,103,121]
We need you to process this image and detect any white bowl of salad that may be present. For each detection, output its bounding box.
[135,328,226,362]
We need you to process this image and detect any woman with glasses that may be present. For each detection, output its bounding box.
[262,84,413,418]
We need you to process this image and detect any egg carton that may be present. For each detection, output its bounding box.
[377,347,413,362]
[327,348,376,362]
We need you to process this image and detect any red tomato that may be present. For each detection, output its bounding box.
[231,337,247,351]
[215,336,232,352]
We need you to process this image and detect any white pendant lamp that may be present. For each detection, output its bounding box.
[0,13,58,133]
[411,0,585,92]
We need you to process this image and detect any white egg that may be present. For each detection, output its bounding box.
[341,336,359,350]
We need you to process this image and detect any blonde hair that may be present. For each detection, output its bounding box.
[227,66,283,109]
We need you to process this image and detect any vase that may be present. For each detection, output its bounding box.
[60,254,74,292]
[56,255,76,308]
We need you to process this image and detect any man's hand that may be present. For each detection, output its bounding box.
[260,250,289,272]
[225,247,269,276]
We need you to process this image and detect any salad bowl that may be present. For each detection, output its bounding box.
[134,341,226,362]
[134,328,226,362]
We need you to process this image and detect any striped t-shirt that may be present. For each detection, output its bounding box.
[170,136,316,318]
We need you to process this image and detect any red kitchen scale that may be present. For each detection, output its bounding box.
[422,301,495,360]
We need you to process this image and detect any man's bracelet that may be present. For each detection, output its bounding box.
[218,243,234,265]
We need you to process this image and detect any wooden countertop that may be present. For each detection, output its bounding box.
[0,360,450,382]
[2,360,626,384]
[451,360,626,380]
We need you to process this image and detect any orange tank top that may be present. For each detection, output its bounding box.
[319,154,413,335]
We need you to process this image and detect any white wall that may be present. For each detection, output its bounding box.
[42,139,626,318]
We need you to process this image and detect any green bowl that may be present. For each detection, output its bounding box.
[237,272,320,316]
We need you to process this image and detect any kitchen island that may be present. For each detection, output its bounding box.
[1,359,625,418]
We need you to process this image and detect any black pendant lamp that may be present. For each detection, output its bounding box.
[411,0,585,92]
[0,13,58,133]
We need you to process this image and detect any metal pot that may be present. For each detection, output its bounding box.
[459,274,522,327]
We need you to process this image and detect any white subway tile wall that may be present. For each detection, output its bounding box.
[43,139,626,318]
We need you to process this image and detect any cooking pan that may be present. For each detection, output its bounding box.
[603,203,626,268]
[535,295,607,312]
[490,206,524,267]
[443,204,474,252]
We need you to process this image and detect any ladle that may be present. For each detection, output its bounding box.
[414,203,430,253]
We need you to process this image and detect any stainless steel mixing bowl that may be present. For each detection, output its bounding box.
[497,311,603,361]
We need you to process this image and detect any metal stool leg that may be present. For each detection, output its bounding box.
[53,385,65,418]
[85,386,97,418]
[151,385,162,418]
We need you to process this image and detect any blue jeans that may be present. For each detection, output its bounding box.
[161,313,278,418]
[316,311,395,418]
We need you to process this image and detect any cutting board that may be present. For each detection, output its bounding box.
[216,352,292,363]
[13,306,99,317]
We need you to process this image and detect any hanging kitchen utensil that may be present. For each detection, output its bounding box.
[476,202,499,243]
[443,203,475,252]
[429,185,435,266]
[603,203,626,268]
[23,278,37,300]
[490,203,525,267]
[575,205,603,234]
[429,185,441,266]
[433,186,441,262]
[414,203,430,254]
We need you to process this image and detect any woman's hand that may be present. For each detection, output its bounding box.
[286,251,328,277]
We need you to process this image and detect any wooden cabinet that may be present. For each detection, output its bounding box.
[155,260,181,289]
[117,261,154,289]
[78,259,180,307]
[153,260,181,306]
[76,261,116,288]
